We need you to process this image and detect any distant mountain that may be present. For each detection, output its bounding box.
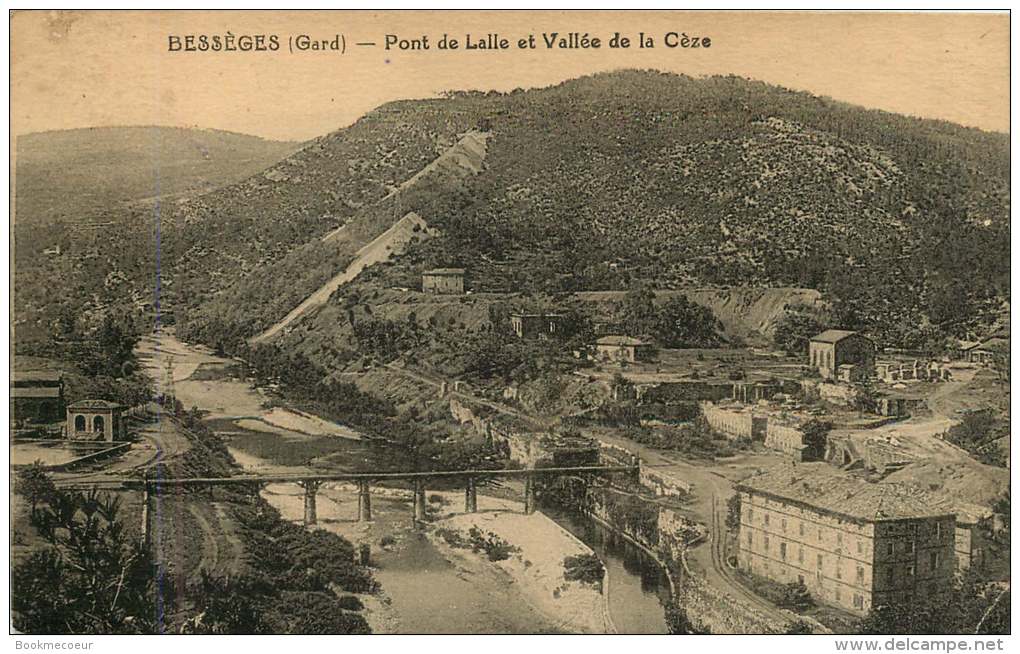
[12,72,1010,354]
[12,126,299,342]
[15,125,300,231]
[170,71,1008,354]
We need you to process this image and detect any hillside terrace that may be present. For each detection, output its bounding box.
[583,347,804,386]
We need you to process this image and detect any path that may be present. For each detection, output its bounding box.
[251,211,436,344]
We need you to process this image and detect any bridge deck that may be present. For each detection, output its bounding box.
[123,461,636,487]
[115,464,637,490]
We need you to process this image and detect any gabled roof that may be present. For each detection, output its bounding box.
[12,386,62,399]
[67,399,123,410]
[810,329,864,344]
[737,465,955,522]
[596,335,648,347]
[976,337,1010,354]
[11,370,63,384]
[423,268,466,276]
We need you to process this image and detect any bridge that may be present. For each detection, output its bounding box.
[121,462,640,545]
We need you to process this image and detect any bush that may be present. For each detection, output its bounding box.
[14,462,58,511]
[336,595,364,611]
[563,553,604,588]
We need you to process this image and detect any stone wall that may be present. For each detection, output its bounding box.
[763,422,807,460]
[701,402,755,440]
[639,468,693,499]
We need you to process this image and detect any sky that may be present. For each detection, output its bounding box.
[10,10,1010,142]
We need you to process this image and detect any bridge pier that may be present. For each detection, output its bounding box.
[464,477,477,513]
[413,479,427,524]
[524,474,537,515]
[358,481,373,522]
[300,481,321,526]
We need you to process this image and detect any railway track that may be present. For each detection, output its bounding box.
[707,495,831,633]
[708,494,792,622]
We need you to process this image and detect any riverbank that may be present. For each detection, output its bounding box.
[258,479,594,633]
[430,510,615,634]
[134,329,639,634]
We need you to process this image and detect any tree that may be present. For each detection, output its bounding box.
[800,419,833,461]
[784,619,814,634]
[12,487,158,634]
[773,307,826,356]
[664,601,709,634]
[778,580,814,612]
[652,297,722,348]
[724,493,742,532]
[858,572,1010,635]
[15,462,58,512]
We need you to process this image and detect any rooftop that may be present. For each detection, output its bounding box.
[12,386,62,399]
[810,329,864,344]
[423,268,466,276]
[67,399,124,410]
[737,464,955,522]
[976,336,1010,353]
[596,335,649,347]
[11,370,63,384]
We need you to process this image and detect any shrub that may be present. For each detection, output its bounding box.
[563,553,604,588]
[467,526,519,562]
[336,595,364,611]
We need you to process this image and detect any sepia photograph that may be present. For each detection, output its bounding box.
[6,7,1012,640]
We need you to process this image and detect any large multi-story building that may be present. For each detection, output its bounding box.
[736,466,956,615]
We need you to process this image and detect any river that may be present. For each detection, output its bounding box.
[541,503,671,634]
[138,330,670,633]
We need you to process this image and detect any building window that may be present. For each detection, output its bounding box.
[747,532,753,546]
[764,514,769,526]
[857,540,863,555]
[853,594,864,610]
[780,542,787,561]
[886,542,895,556]
[837,533,843,546]
[798,574,805,585]
[936,522,942,540]
[818,527,823,542]
[856,566,864,584]
[817,554,823,569]
[887,568,895,585]
[836,588,842,602]
[799,522,805,537]
[748,508,753,521]
[74,415,86,431]
[798,547,804,563]
[764,535,770,551]
[908,541,916,555]
[929,552,939,570]
[836,565,842,580]
[907,564,915,576]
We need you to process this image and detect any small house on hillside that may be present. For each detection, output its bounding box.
[66,400,126,442]
[595,335,653,363]
[11,370,65,427]
[510,312,568,339]
[422,268,466,295]
[809,330,875,380]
